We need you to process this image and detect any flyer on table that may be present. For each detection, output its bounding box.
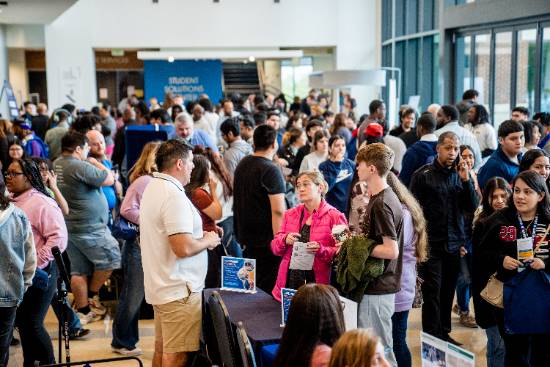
[221,256,257,293]
[420,332,474,367]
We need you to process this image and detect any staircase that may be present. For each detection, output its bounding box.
[222,62,261,96]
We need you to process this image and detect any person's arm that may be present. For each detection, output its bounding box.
[370,236,399,260]
[269,193,285,236]
[45,170,69,215]
[398,150,414,187]
[86,157,115,186]
[37,203,69,264]
[22,223,37,290]
[271,210,292,256]
[120,178,147,224]
[168,232,220,258]
[201,181,222,221]
[457,167,479,214]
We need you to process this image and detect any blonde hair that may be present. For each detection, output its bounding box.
[329,329,379,367]
[387,172,428,262]
[356,143,394,177]
[296,170,328,198]
[128,141,161,183]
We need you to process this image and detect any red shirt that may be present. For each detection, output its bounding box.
[191,188,217,232]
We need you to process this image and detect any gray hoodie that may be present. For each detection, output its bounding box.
[224,139,253,176]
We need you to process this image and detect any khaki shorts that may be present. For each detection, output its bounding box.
[153,292,202,353]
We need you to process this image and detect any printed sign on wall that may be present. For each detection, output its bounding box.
[144,60,223,104]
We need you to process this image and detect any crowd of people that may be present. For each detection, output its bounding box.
[0,87,549,367]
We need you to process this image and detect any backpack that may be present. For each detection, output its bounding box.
[23,135,49,158]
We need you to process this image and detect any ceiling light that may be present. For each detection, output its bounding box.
[168,56,175,63]
[248,56,255,62]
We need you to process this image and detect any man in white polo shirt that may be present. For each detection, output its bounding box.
[139,139,220,367]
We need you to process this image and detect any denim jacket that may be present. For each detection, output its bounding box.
[0,204,36,307]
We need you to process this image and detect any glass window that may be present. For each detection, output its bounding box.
[454,35,471,102]
[404,39,419,103]
[516,29,537,114]
[433,34,440,104]
[405,0,418,35]
[281,58,313,99]
[542,28,550,113]
[494,32,513,126]
[422,0,434,31]
[474,34,491,107]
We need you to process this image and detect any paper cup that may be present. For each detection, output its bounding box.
[332,224,349,242]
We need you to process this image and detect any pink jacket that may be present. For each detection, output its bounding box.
[12,189,68,269]
[271,200,347,301]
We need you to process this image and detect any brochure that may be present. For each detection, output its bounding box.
[421,332,474,367]
[221,256,256,293]
[289,242,315,271]
[280,288,297,327]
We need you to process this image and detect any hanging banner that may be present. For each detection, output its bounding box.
[2,80,20,120]
[144,60,223,104]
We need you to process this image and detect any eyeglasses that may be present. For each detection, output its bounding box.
[4,171,25,178]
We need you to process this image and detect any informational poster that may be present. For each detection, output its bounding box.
[421,332,475,367]
[59,66,82,105]
[280,288,297,327]
[1,80,20,120]
[221,256,256,293]
[144,59,223,104]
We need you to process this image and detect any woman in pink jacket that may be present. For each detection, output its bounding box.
[271,171,348,301]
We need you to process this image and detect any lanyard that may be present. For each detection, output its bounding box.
[517,213,538,239]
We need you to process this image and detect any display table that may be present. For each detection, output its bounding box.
[203,288,283,366]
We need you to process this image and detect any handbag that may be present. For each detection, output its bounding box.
[480,273,503,308]
[111,215,139,242]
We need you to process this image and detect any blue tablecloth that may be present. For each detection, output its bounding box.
[260,343,279,367]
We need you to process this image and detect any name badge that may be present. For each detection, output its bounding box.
[517,237,534,271]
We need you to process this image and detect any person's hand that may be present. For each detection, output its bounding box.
[503,256,523,270]
[460,246,467,257]
[276,157,289,167]
[529,257,546,270]
[285,232,301,246]
[112,170,120,181]
[457,159,470,182]
[203,231,221,250]
[87,157,99,166]
[306,241,320,254]
[45,170,58,189]
[216,225,224,238]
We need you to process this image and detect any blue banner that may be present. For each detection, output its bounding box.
[144,60,223,104]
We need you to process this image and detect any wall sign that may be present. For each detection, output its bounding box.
[144,59,223,104]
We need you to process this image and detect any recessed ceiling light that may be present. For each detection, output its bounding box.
[168,56,175,63]
[248,56,255,62]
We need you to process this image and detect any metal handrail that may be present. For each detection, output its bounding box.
[42,356,144,367]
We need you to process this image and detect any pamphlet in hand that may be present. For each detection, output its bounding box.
[221,256,256,293]
[280,288,297,327]
[421,332,475,367]
[289,242,315,271]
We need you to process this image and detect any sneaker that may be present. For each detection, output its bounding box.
[459,313,478,328]
[452,304,460,315]
[69,328,91,340]
[88,295,107,316]
[76,310,102,325]
[112,346,143,356]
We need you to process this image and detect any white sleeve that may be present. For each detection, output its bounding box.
[161,193,194,236]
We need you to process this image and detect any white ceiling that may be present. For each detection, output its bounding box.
[0,0,77,24]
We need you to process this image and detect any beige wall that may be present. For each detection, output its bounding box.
[8,48,28,104]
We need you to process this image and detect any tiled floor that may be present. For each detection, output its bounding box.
[8,305,487,367]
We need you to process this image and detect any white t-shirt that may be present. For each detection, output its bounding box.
[139,172,206,305]
[299,151,327,173]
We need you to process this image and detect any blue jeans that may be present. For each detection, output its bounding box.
[51,295,82,333]
[392,310,411,367]
[0,306,16,367]
[16,264,58,367]
[486,325,505,367]
[112,240,144,350]
[456,254,472,313]
[218,216,242,258]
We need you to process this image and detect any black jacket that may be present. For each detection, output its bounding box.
[473,207,550,328]
[410,159,479,253]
